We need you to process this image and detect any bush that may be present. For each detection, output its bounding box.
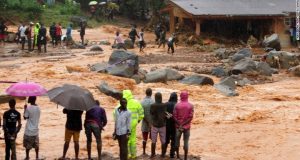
[59,3,80,15]
[6,0,43,18]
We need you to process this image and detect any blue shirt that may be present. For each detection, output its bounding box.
[66,26,72,37]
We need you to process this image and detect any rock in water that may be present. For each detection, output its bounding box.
[89,62,108,73]
[231,48,252,62]
[180,75,214,86]
[288,65,300,77]
[266,51,299,69]
[97,81,121,99]
[231,58,257,75]
[263,34,281,51]
[106,50,139,78]
[211,67,227,77]
[124,39,134,49]
[90,45,103,51]
[144,69,167,83]
[256,62,273,76]
[214,77,238,96]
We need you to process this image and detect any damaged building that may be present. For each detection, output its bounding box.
[162,0,295,47]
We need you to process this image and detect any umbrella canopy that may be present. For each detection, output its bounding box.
[6,82,47,97]
[89,1,98,5]
[47,84,96,111]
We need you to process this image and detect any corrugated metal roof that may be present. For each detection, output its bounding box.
[170,0,295,16]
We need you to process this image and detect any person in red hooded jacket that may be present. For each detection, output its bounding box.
[173,91,194,160]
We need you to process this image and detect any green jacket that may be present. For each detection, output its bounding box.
[122,90,144,122]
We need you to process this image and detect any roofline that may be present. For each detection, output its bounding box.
[169,0,294,17]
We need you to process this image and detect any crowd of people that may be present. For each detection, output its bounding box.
[1,89,194,160]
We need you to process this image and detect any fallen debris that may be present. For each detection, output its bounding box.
[214,77,239,96]
[180,75,214,86]
[97,81,121,99]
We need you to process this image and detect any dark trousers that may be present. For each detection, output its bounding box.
[21,37,26,50]
[175,129,190,151]
[51,35,56,46]
[168,44,174,53]
[28,37,32,51]
[117,134,128,160]
[130,37,135,47]
[5,134,16,160]
[80,34,84,45]
[166,128,176,157]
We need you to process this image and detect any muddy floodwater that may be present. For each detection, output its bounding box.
[0,25,300,160]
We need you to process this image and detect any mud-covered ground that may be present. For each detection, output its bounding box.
[0,25,300,160]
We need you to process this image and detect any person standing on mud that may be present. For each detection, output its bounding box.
[23,96,41,160]
[129,24,139,48]
[55,23,62,47]
[84,100,107,160]
[121,90,144,159]
[141,88,154,155]
[27,22,34,52]
[60,109,83,160]
[33,23,40,51]
[165,92,178,158]
[3,99,22,160]
[173,91,194,160]
[155,23,162,44]
[0,21,8,46]
[150,92,167,158]
[19,23,27,50]
[113,98,131,160]
[158,28,166,48]
[79,21,86,45]
[66,24,73,47]
[49,22,57,47]
[138,28,146,53]
[167,33,176,54]
[114,31,127,50]
[38,23,47,53]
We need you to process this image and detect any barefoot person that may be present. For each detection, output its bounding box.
[84,100,107,160]
[173,91,194,160]
[165,92,178,158]
[141,88,154,155]
[167,33,176,54]
[150,92,167,158]
[113,98,131,160]
[79,21,86,45]
[60,108,83,160]
[3,99,22,160]
[138,28,146,53]
[23,96,41,160]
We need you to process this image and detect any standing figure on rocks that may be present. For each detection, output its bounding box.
[113,98,131,160]
[173,91,194,160]
[154,23,162,44]
[140,88,154,155]
[122,90,144,159]
[79,21,86,45]
[158,28,166,48]
[49,22,57,47]
[150,92,167,158]
[3,99,22,160]
[129,24,139,48]
[85,100,107,160]
[19,23,27,50]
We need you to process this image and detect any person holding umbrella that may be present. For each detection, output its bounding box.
[23,96,41,160]
[3,99,22,160]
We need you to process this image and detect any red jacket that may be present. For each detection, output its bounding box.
[173,91,194,130]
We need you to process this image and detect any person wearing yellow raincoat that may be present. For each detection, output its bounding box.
[114,90,144,159]
[32,23,40,50]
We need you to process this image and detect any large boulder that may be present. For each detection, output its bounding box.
[124,39,134,49]
[180,75,214,86]
[288,65,300,77]
[231,58,257,75]
[90,45,103,51]
[263,34,281,51]
[231,48,252,62]
[211,67,227,77]
[256,62,273,76]
[266,51,299,69]
[89,62,108,73]
[144,69,168,83]
[106,50,139,78]
[214,77,238,96]
[97,81,121,99]
[144,68,184,83]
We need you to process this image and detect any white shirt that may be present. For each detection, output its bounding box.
[24,105,41,136]
[139,32,144,42]
[115,35,124,44]
[19,26,27,37]
[114,108,131,136]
